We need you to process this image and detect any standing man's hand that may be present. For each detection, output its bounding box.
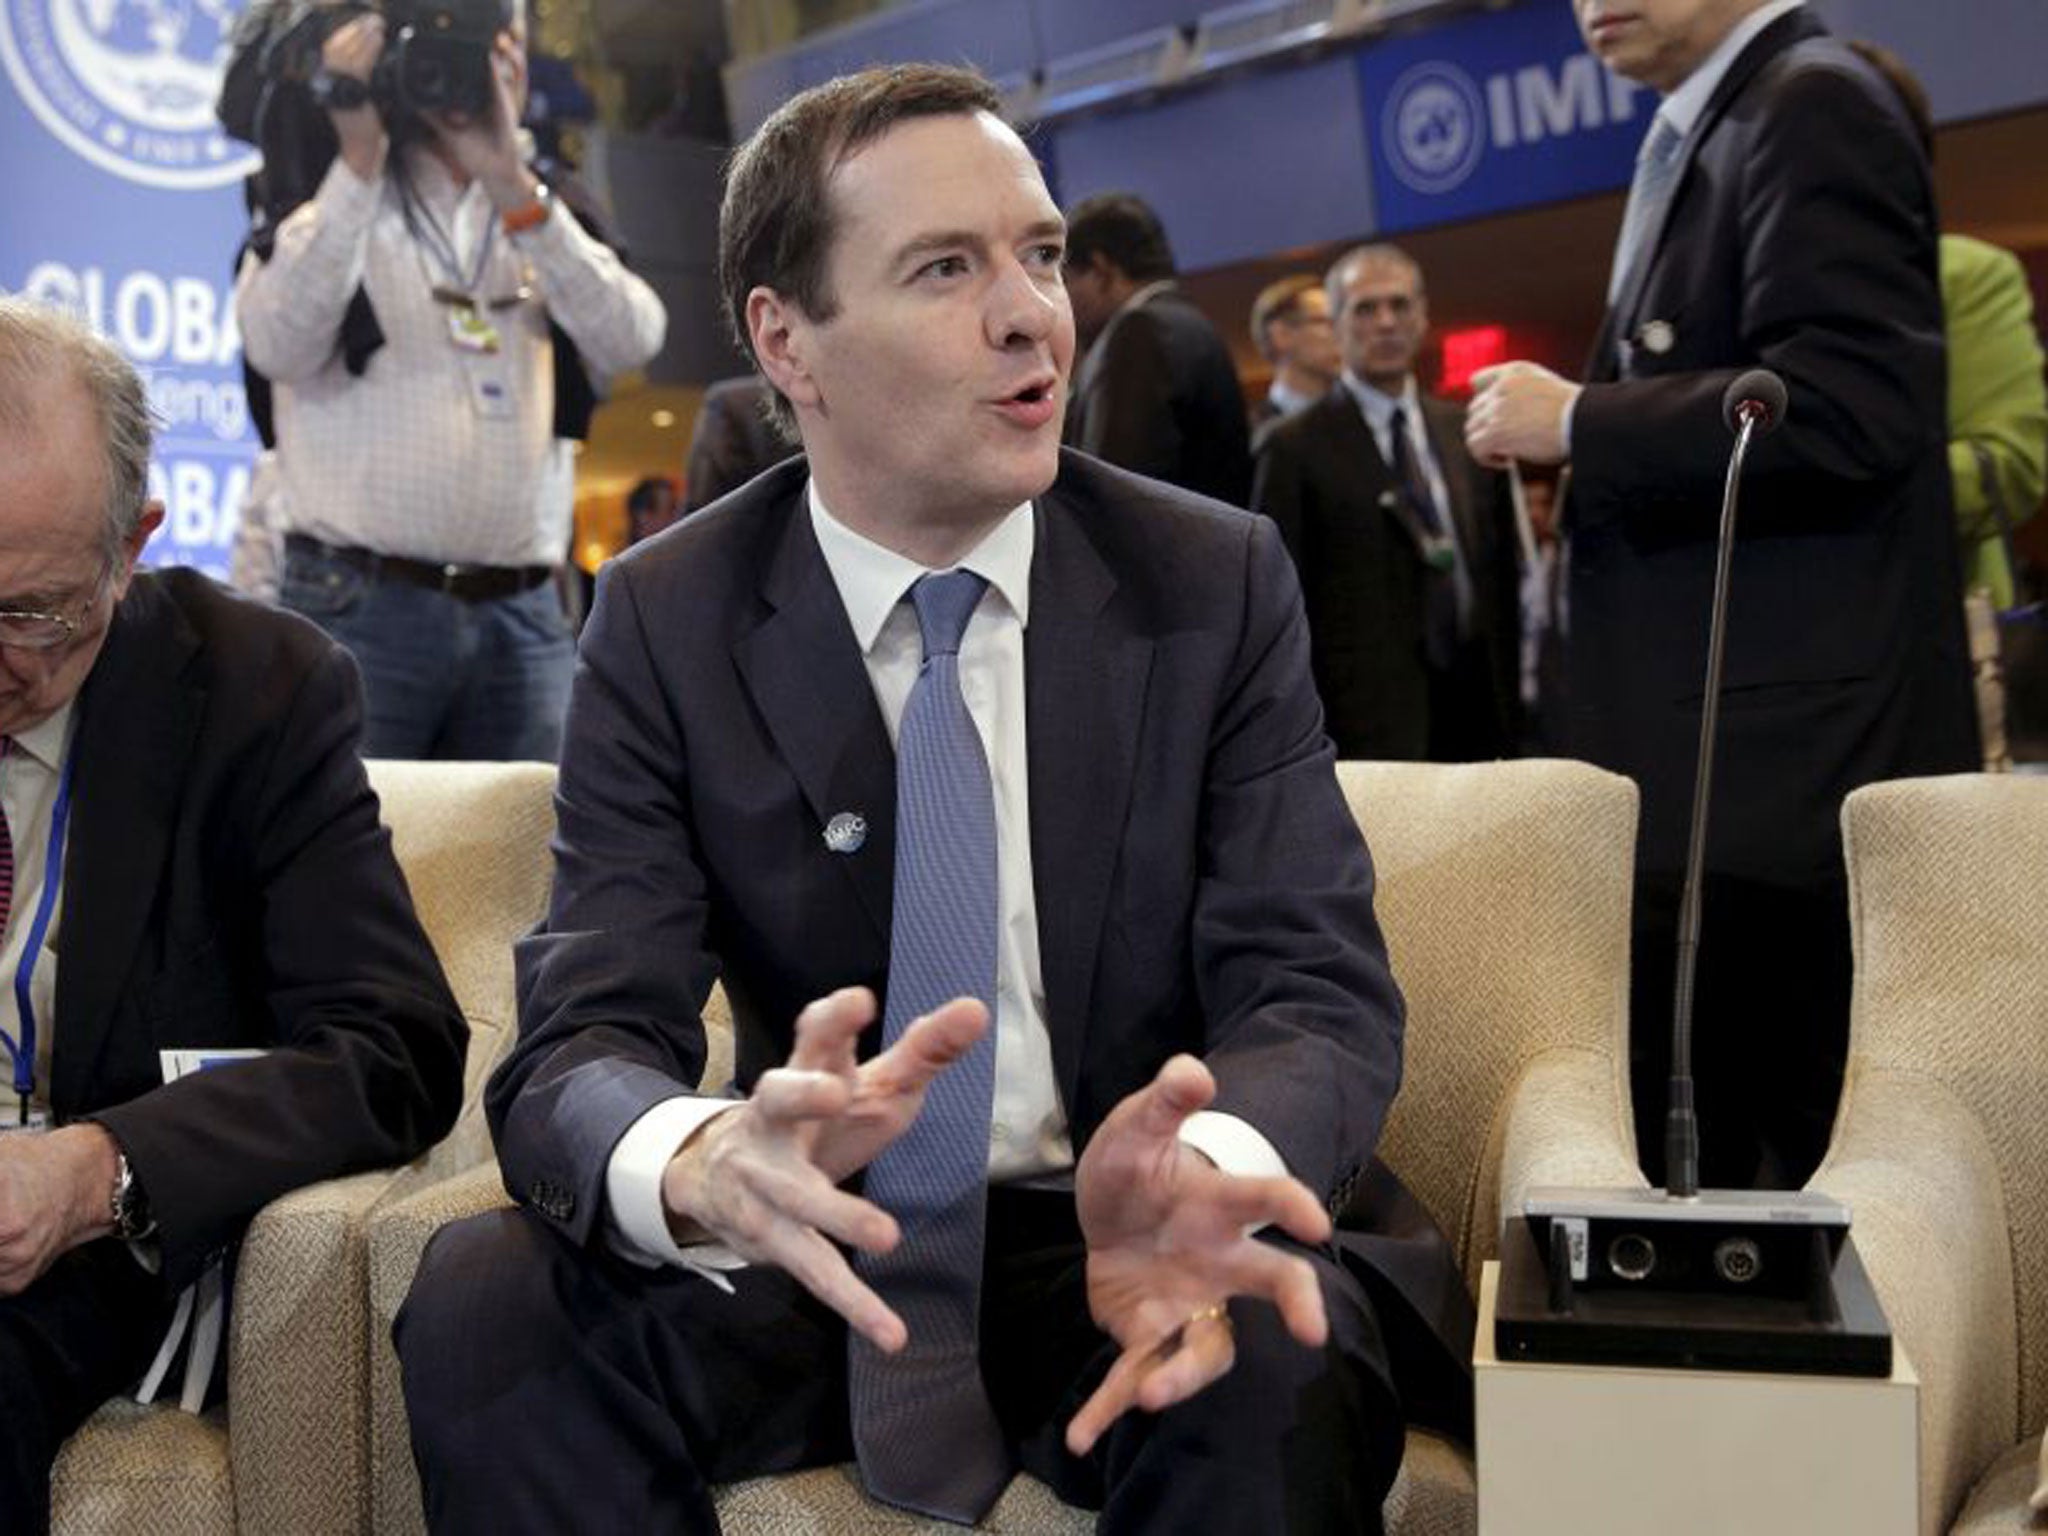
[319,12,388,181]
[1466,361,1581,469]
[0,1124,119,1296]
[657,987,989,1354]
[1064,1056,1333,1455]
[428,32,538,213]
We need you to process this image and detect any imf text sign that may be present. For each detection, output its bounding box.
[1359,0,1650,234]
[0,0,260,578]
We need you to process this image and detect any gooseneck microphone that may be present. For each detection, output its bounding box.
[1666,368,1789,1198]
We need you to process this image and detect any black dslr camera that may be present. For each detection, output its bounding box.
[218,0,510,259]
[219,0,506,145]
[324,0,505,122]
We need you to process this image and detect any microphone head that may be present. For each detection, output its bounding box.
[1723,369,1788,435]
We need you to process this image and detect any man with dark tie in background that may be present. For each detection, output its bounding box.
[399,62,1464,1536]
[1255,245,1520,762]
[0,297,465,1530]
[1466,0,1976,1187]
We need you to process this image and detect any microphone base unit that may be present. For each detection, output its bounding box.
[1494,1187,1891,1377]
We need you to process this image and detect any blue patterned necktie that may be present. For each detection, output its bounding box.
[849,569,1010,1522]
[1608,114,1685,304]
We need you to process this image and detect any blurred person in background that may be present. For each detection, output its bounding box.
[235,0,665,762]
[1063,192,1253,506]
[1248,274,1340,444]
[1255,245,1520,762]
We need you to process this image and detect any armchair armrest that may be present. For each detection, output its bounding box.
[368,1159,515,1536]
[229,1168,406,1536]
[1487,1046,1646,1272]
[1809,1067,2018,1536]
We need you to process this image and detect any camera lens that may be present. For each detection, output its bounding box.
[1606,1232,1656,1281]
[1713,1237,1763,1284]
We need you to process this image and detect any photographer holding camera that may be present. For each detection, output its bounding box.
[233,0,665,762]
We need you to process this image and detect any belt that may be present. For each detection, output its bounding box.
[286,534,554,603]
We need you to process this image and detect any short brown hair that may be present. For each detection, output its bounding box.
[719,64,1004,439]
[1249,274,1323,360]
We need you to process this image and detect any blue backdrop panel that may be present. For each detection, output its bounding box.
[1047,54,1375,273]
[1358,1,1649,235]
[0,0,259,578]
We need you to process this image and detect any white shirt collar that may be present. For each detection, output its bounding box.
[1267,379,1323,417]
[1340,370,1420,434]
[806,481,1035,655]
[1659,0,1804,137]
[9,698,74,774]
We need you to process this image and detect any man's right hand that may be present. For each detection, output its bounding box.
[657,987,988,1352]
[320,13,388,180]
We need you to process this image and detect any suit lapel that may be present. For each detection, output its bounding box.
[1421,398,1483,558]
[732,493,898,948]
[1610,9,1817,340]
[1025,482,1152,1118]
[55,580,202,1112]
[1319,390,1404,531]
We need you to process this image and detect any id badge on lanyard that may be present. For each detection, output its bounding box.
[0,753,74,1130]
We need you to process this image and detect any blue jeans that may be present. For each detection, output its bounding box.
[280,541,575,762]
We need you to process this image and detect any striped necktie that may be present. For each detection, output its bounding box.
[1608,114,1685,305]
[849,569,1010,1522]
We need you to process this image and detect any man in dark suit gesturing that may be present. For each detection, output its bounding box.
[0,297,465,1528]
[399,64,1441,1536]
[1466,0,1976,1185]
[1256,245,1519,761]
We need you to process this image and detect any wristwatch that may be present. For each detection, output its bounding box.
[501,180,553,235]
[111,1151,157,1242]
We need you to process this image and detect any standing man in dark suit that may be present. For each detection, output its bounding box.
[0,297,466,1528]
[399,63,1456,1536]
[1062,192,1253,506]
[1466,0,1976,1186]
[1256,245,1520,762]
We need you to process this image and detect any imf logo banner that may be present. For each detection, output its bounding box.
[0,0,258,188]
[1,0,259,578]
[1360,0,1649,235]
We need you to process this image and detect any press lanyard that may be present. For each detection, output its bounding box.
[1,752,74,1125]
[397,167,497,298]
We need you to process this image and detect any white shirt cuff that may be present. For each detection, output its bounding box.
[602,1095,748,1287]
[1560,387,1582,456]
[1178,1110,1289,1180]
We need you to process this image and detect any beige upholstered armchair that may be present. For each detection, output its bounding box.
[1807,774,2048,1535]
[368,756,1644,1535]
[50,759,556,1536]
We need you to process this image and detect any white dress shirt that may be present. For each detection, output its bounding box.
[0,703,73,1123]
[234,143,666,567]
[604,485,1286,1273]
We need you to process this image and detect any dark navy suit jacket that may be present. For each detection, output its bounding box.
[492,450,1472,1428]
[1567,8,1977,884]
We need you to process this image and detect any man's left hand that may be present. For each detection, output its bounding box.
[1466,361,1580,469]
[0,1124,119,1295]
[1065,1056,1333,1456]
[426,33,534,210]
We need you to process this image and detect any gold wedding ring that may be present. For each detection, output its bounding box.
[1186,1302,1230,1330]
